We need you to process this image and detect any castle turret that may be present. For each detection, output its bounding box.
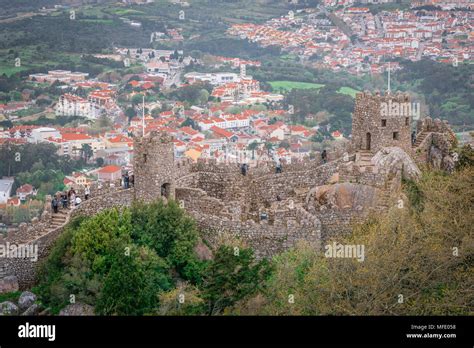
[133,131,176,202]
[351,91,413,154]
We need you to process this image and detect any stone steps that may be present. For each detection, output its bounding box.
[413,131,428,147]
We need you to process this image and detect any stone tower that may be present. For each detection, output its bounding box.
[351,91,413,154]
[133,131,176,203]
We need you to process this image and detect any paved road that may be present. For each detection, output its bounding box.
[320,5,360,44]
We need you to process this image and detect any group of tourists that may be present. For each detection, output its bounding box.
[51,185,91,213]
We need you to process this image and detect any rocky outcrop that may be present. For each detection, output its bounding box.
[0,290,46,316]
[18,291,37,310]
[59,303,95,316]
[22,303,40,316]
[0,275,19,294]
[194,240,213,261]
[0,301,19,315]
[306,183,381,211]
[372,147,421,181]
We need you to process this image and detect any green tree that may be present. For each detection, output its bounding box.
[125,107,136,121]
[202,245,272,315]
[96,245,171,315]
[96,157,104,167]
[130,200,200,275]
[247,141,259,160]
[81,144,93,162]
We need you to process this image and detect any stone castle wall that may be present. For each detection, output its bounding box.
[413,117,457,170]
[192,206,321,259]
[0,187,132,289]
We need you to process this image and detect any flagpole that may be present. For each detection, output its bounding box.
[387,62,391,94]
[142,95,145,137]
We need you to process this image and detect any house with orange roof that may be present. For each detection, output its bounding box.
[63,172,90,188]
[210,126,234,140]
[97,165,122,182]
[184,148,202,162]
[256,124,285,141]
[289,125,307,136]
[16,184,36,201]
[106,134,134,149]
[331,130,345,140]
[197,118,215,131]
[172,138,187,155]
[60,133,94,157]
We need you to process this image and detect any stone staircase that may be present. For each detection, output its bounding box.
[377,190,391,210]
[355,150,376,172]
[49,209,70,230]
[413,131,429,148]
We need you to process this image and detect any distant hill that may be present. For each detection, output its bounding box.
[0,0,116,16]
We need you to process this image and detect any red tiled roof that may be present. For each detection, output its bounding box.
[210,126,233,139]
[62,133,92,141]
[98,165,121,174]
[16,184,34,193]
[109,135,133,143]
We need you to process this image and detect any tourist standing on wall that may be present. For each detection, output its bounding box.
[123,172,130,189]
[61,192,68,209]
[84,185,90,200]
[321,150,327,164]
[70,192,76,207]
[51,197,59,214]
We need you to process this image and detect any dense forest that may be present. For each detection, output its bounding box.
[397,60,474,127]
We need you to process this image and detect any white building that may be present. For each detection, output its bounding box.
[0,177,14,204]
[31,127,61,143]
[184,72,241,86]
[55,94,93,118]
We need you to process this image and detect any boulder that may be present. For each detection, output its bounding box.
[0,301,19,315]
[327,172,339,184]
[372,147,421,181]
[194,240,213,261]
[22,303,40,316]
[59,303,94,316]
[18,291,37,310]
[0,275,19,294]
[306,183,380,211]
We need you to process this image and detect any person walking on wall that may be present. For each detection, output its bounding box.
[61,192,68,209]
[123,172,130,189]
[51,197,59,214]
[321,149,327,164]
[84,185,90,200]
[70,192,76,208]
